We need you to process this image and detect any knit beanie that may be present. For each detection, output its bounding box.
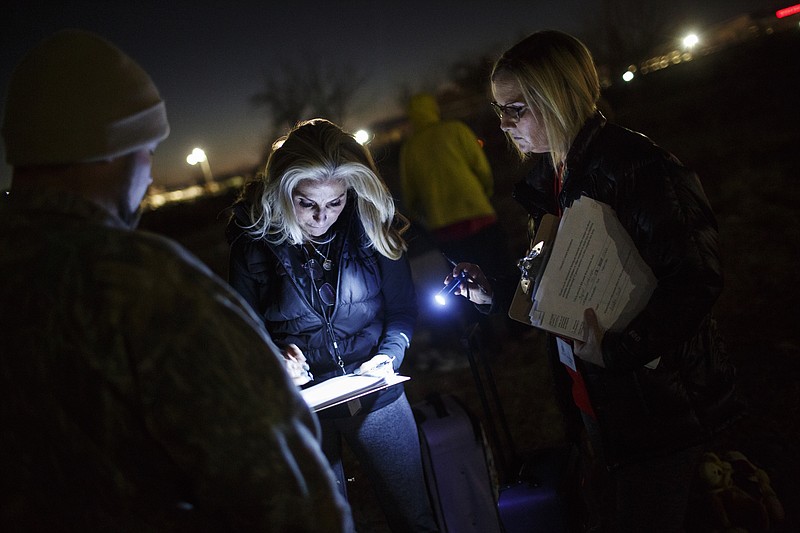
[2,29,169,166]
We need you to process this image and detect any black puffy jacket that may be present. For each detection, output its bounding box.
[227,202,417,417]
[513,112,743,467]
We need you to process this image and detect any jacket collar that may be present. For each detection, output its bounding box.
[266,200,359,277]
[511,110,607,217]
[565,110,607,177]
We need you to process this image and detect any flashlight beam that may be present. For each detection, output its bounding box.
[434,271,466,306]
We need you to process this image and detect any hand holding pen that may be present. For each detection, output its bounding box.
[282,343,314,386]
[355,354,396,377]
[443,262,494,305]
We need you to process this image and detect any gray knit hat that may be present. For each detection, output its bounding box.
[2,29,169,166]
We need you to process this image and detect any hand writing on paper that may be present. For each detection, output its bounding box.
[355,354,395,377]
[283,343,313,386]
[573,308,606,368]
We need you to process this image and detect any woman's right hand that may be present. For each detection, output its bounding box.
[445,262,494,305]
[282,343,313,386]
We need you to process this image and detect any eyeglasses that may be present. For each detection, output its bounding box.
[490,102,528,122]
[304,259,336,307]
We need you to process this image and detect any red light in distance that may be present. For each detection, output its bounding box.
[776,4,800,18]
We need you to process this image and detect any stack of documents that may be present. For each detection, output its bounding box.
[510,197,656,341]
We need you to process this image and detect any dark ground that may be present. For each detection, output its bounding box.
[140,29,800,532]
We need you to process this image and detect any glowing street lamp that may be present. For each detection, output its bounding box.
[354,129,371,145]
[622,65,636,83]
[682,33,699,50]
[186,147,213,185]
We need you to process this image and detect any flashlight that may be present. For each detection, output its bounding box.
[435,270,467,306]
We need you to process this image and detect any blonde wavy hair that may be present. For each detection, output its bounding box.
[239,118,408,259]
[491,30,600,169]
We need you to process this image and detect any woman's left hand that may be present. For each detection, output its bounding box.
[573,308,606,368]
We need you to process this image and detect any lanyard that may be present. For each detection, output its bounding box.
[554,162,565,216]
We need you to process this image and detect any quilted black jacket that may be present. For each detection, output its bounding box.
[227,201,417,417]
[513,112,743,467]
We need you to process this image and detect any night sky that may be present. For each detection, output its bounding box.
[1,0,778,190]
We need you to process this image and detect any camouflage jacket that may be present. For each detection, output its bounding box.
[0,189,353,532]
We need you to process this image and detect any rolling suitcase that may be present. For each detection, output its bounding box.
[461,323,578,533]
[413,393,504,533]
[496,445,577,533]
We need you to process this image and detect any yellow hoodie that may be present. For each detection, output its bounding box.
[399,93,495,232]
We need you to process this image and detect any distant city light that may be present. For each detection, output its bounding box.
[186,147,214,185]
[354,129,370,145]
[186,147,207,165]
[683,33,700,49]
[622,64,636,82]
[776,4,800,18]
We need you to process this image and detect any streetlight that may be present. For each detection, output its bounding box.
[622,64,636,82]
[186,147,213,186]
[354,129,371,145]
[682,33,699,50]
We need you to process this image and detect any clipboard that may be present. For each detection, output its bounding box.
[300,374,410,412]
[508,213,559,325]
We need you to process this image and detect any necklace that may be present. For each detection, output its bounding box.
[306,240,334,271]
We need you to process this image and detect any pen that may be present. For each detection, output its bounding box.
[354,356,396,376]
[302,362,314,382]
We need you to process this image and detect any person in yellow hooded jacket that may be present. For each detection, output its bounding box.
[399,92,511,281]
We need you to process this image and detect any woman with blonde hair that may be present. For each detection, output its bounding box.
[449,30,741,532]
[227,118,438,532]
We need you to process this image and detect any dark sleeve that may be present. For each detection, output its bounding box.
[227,237,267,318]
[376,253,418,370]
[602,156,723,371]
[487,271,522,316]
[133,243,354,531]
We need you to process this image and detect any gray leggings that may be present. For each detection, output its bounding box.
[320,392,439,532]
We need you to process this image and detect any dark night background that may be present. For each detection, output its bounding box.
[3,1,797,531]
[139,24,800,532]
[1,0,774,189]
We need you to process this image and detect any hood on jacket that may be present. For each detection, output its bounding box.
[407,93,440,130]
